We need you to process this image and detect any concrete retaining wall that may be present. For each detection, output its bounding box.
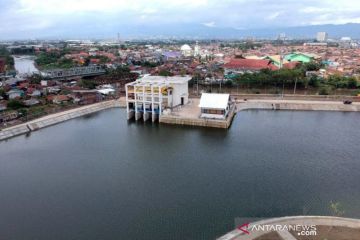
[231,94,360,102]
[160,105,236,129]
[237,101,360,112]
[0,100,124,141]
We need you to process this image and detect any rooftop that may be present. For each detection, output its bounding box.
[199,93,230,109]
[136,75,192,84]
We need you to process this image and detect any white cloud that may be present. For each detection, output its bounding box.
[203,21,216,27]
[1,0,360,38]
[266,12,281,20]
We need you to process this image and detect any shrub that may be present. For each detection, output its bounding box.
[7,99,26,110]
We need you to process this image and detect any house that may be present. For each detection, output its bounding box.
[125,75,191,121]
[284,53,315,63]
[7,89,25,99]
[24,98,40,107]
[27,88,42,97]
[52,95,70,104]
[223,59,277,75]
[199,93,231,120]
[0,102,7,111]
[162,51,182,61]
[72,90,102,105]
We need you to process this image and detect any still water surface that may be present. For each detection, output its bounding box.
[0,109,359,240]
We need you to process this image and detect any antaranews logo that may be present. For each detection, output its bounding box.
[234,218,317,237]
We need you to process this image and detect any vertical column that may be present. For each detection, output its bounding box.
[134,86,138,120]
[151,85,155,122]
[158,86,162,116]
[125,84,129,114]
[143,85,149,122]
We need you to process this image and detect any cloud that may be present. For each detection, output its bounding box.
[203,22,216,27]
[266,12,282,20]
[1,0,360,39]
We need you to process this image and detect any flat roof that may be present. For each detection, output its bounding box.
[199,93,230,109]
[137,75,192,84]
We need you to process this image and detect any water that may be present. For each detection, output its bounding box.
[0,109,359,240]
[13,55,39,75]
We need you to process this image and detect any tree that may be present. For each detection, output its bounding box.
[224,80,233,88]
[308,75,320,87]
[79,79,97,89]
[0,88,5,98]
[7,99,26,110]
[159,70,173,77]
[302,62,322,71]
[29,74,43,84]
[319,86,331,95]
[347,77,358,89]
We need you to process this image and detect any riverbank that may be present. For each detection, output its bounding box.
[0,99,125,141]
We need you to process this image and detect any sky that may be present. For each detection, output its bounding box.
[1,0,360,39]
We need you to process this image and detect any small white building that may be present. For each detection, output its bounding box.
[199,93,231,120]
[125,75,191,122]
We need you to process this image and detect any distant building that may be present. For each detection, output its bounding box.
[284,53,316,63]
[223,59,277,75]
[339,37,353,48]
[316,32,328,42]
[162,51,182,61]
[278,33,287,41]
[194,41,200,57]
[304,42,328,47]
[199,93,230,120]
[180,44,192,57]
[7,89,24,100]
[125,75,191,122]
[72,90,102,105]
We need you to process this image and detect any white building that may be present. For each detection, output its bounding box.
[316,32,328,42]
[181,44,192,57]
[125,75,191,122]
[199,93,231,120]
[194,41,200,57]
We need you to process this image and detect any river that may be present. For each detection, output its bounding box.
[0,109,359,240]
[13,55,39,75]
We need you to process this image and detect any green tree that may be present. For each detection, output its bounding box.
[319,86,331,95]
[79,79,97,89]
[159,70,173,77]
[29,74,43,84]
[308,75,320,87]
[347,77,358,89]
[7,99,26,110]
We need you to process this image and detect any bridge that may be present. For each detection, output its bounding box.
[42,66,106,79]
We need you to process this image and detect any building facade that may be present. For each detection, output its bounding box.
[125,75,191,122]
[199,93,230,120]
[317,32,328,42]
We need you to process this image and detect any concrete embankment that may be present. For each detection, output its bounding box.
[0,100,125,141]
[159,105,237,129]
[231,93,360,102]
[237,100,360,112]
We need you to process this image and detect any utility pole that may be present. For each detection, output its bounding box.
[293,77,298,94]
